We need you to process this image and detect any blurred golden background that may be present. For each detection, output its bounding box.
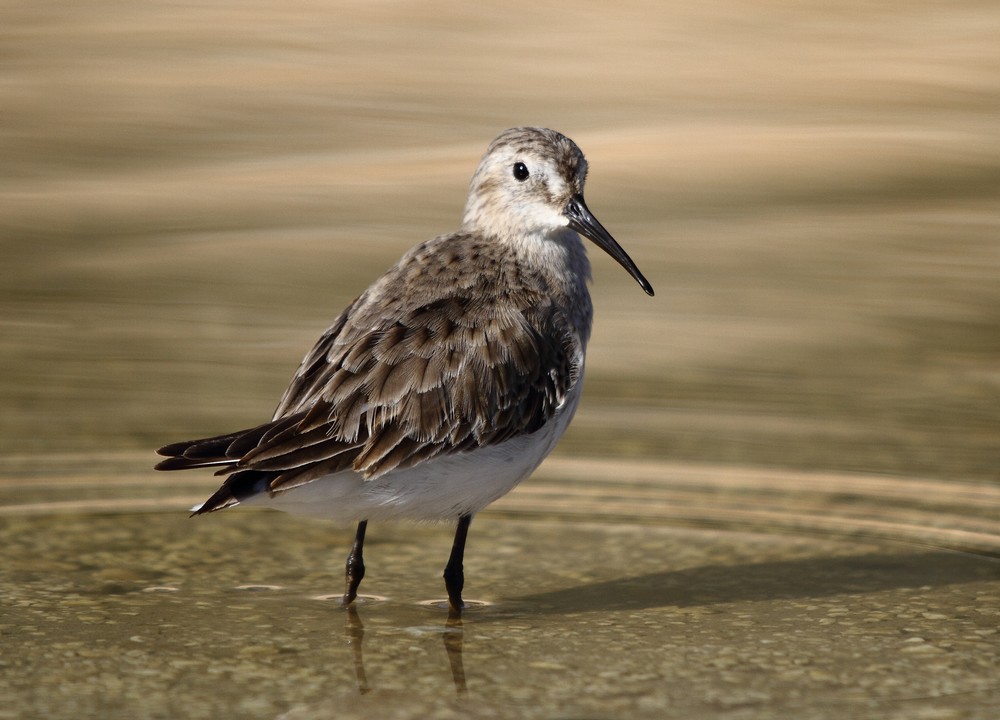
[2,0,998,486]
[2,4,1000,716]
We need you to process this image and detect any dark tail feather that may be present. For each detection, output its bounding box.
[154,413,309,471]
[154,455,235,471]
[155,429,249,471]
[155,411,313,512]
[191,469,276,515]
[157,429,249,460]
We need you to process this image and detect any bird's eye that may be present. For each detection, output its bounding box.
[512,162,530,181]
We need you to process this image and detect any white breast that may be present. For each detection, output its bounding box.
[241,376,585,523]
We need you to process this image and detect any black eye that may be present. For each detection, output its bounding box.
[512,162,529,181]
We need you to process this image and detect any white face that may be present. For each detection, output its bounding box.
[460,127,653,297]
[462,135,589,240]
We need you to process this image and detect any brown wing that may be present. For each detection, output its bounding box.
[155,233,583,511]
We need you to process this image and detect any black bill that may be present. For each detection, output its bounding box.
[564,194,654,297]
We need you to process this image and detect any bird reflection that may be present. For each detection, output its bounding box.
[343,604,467,695]
[442,609,467,694]
[343,605,371,694]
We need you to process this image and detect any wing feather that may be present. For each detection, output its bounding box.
[155,232,584,511]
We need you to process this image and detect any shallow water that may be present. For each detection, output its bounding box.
[2,502,999,719]
[2,0,1000,718]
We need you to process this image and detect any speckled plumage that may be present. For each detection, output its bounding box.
[155,127,653,609]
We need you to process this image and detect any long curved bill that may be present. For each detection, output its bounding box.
[564,194,654,297]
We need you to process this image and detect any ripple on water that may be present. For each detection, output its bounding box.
[312,593,389,604]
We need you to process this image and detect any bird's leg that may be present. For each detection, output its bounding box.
[443,514,472,613]
[343,520,368,605]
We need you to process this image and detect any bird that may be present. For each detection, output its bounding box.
[155,127,654,612]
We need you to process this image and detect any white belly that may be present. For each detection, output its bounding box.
[240,380,583,522]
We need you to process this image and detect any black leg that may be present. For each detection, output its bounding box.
[443,514,472,612]
[343,520,368,606]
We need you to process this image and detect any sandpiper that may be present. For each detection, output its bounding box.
[156,127,653,611]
